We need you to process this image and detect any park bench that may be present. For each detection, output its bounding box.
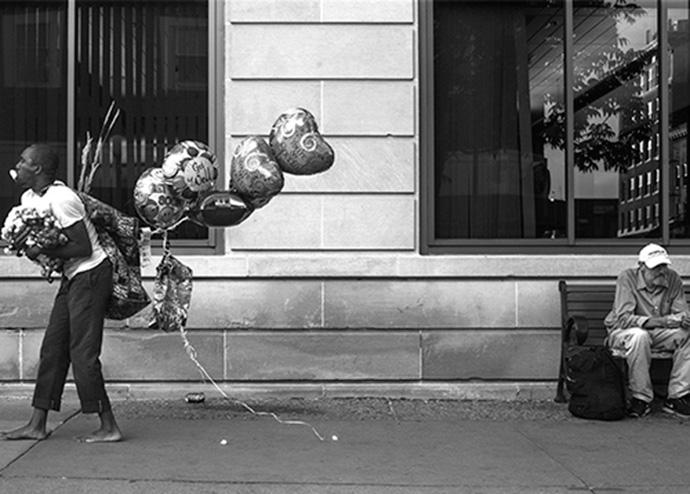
[555,280,678,403]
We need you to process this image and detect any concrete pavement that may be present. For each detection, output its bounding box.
[1,394,690,493]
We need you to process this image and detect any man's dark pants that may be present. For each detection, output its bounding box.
[32,259,113,413]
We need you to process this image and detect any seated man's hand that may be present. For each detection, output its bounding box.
[645,316,667,329]
[681,314,690,330]
[645,316,682,329]
[664,315,683,328]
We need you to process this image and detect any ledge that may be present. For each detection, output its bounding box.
[2,253,690,280]
[0,381,556,402]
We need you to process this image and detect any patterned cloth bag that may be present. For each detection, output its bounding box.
[148,252,193,333]
[78,192,150,320]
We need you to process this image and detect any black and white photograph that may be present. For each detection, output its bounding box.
[1,0,690,492]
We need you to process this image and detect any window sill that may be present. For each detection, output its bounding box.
[3,253,689,279]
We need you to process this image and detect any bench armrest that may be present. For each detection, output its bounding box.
[556,314,590,403]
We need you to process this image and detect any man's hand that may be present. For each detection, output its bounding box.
[681,314,690,330]
[644,316,681,329]
[664,315,683,328]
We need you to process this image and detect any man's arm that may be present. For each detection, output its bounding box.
[605,271,649,330]
[643,316,676,329]
[666,273,690,329]
[25,220,92,260]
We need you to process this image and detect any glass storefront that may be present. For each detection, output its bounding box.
[426,0,690,250]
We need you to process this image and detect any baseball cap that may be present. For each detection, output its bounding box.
[638,243,671,268]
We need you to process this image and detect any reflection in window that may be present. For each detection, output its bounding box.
[669,1,689,238]
[430,0,673,242]
[566,1,659,238]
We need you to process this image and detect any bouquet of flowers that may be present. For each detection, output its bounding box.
[2,206,68,281]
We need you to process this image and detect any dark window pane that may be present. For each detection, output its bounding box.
[433,0,566,239]
[75,0,209,241]
[0,1,68,222]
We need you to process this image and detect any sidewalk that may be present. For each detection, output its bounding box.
[2,394,690,493]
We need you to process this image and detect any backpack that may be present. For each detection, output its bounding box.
[565,344,627,420]
[78,192,151,320]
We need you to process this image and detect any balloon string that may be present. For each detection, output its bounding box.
[162,230,171,254]
[178,326,325,441]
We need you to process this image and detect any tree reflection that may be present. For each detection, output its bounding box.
[542,0,652,173]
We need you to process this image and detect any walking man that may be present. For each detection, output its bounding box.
[1,144,122,442]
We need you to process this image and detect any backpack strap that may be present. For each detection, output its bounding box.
[565,315,589,346]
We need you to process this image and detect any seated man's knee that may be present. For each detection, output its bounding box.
[627,327,651,348]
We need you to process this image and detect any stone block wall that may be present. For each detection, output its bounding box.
[3,254,690,387]
[224,0,417,253]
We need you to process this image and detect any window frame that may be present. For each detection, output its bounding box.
[420,0,683,255]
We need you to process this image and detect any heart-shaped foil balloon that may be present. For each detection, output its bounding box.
[269,108,334,175]
[230,136,284,209]
[161,140,218,202]
[187,190,253,228]
[133,167,187,230]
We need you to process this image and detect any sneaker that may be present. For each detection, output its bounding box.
[663,395,690,418]
[628,398,652,418]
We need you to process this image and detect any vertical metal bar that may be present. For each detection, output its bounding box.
[658,0,670,242]
[565,0,575,244]
[144,5,156,165]
[210,0,225,252]
[67,0,76,185]
[209,0,218,156]
[419,0,434,253]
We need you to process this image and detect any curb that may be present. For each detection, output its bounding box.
[0,381,558,402]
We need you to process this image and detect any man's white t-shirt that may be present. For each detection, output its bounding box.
[21,181,107,279]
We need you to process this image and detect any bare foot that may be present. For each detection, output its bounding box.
[2,424,50,441]
[76,427,123,443]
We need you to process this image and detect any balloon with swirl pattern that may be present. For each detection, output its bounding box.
[269,108,334,175]
[230,136,284,209]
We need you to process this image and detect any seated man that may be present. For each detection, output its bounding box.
[605,243,690,418]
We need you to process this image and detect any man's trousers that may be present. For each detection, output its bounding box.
[32,259,113,414]
[609,326,690,403]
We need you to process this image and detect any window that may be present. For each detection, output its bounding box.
[2,11,63,88]
[0,2,68,217]
[0,0,221,250]
[422,0,690,252]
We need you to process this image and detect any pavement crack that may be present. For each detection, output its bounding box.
[0,408,81,475]
[515,425,595,493]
